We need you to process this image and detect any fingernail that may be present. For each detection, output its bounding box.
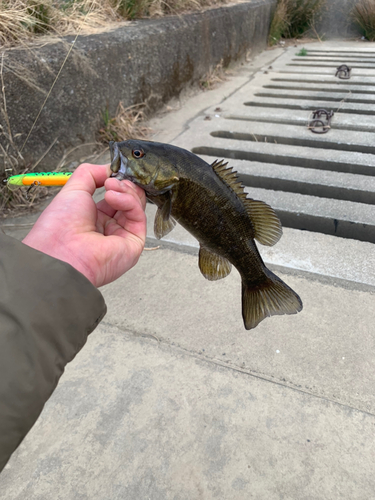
[111,178,124,190]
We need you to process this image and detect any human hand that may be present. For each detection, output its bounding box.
[22,163,147,287]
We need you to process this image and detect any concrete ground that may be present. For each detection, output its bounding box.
[1,43,375,499]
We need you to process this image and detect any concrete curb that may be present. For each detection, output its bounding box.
[0,0,275,173]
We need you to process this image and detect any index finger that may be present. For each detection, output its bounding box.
[105,178,147,210]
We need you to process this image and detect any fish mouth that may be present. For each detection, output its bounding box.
[108,141,130,181]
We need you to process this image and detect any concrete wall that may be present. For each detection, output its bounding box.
[0,0,275,173]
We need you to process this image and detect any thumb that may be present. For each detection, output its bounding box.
[63,163,110,196]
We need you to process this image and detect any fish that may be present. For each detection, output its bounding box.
[108,139,302,330]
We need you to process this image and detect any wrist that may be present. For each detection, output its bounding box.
[22,236,97,287]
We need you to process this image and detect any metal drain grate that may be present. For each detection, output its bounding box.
[173,44,375,244]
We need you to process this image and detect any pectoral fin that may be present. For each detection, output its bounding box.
[154,191,176,239]
[199,246,232,281]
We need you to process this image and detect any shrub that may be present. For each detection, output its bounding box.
[269,0,325,45]
[268,0,289,45]
[352,0,375,41]
[296,47,308,55]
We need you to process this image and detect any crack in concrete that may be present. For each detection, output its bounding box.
[101,319,375,420]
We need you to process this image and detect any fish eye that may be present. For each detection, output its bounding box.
[132,149,145,159]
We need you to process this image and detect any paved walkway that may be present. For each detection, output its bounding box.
[1,42,375,499]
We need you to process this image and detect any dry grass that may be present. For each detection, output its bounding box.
[1,100,151,213]
[0,132,51,216]
[269,0,325,45]
[98,102,151,145]
[199,59,226,90]
[0,0,227,214]
[352,0,375,41]
[0,1,115,47]
[0,134,106,215]
[0,50,99,215]
[0,50,42,213]
[0,48,53,213]
[0,0,230,47]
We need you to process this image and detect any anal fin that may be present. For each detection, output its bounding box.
[199,246,232,281]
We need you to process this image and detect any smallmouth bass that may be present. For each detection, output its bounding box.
[108,139,302,330]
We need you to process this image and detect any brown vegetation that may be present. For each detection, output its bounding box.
[269,0,325,46]
[352,0,375,41]
[98,102,151,145]
[0,0,230,47]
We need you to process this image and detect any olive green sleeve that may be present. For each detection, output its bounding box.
[0,233,107,472]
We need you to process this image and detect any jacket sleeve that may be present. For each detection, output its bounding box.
[0,233,107,472]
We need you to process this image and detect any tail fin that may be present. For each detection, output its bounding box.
[242,270,302,330]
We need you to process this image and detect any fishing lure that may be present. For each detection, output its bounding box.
[6,172,73,191]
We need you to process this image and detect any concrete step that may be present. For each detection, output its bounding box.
[223,107,375,133]
[296,55,375,61]
[198,156,375,206]
[305,49,375,55]
[244,96,375,115]
[205,118,375,156]
[188,131,375,176]
[171,43,375,246]
[243,186,375,244]
[263,82,375,95]
[270,75,375,86]
[290,59,375,68]
[253,87,375,104]
[270,48,375,76]
[270,67,375,77]
[209,71,375,115]
[184,144,375,242]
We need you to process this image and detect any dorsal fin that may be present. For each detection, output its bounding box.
[211,159,282,247]
[211,159,228,172]
[211,160,247,201]
[244,199,282,246]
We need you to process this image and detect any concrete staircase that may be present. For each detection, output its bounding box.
[175,44,375,242]
[149,42,375,287]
